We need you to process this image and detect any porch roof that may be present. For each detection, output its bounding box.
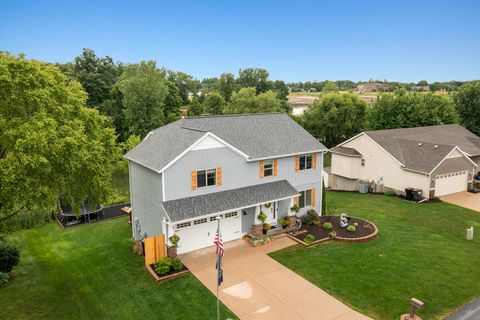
[162,180,299,223]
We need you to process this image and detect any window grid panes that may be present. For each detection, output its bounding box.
[264,160,273,177]
[298,189,313,208]
[299,155,313,171]
[197,168,217,188]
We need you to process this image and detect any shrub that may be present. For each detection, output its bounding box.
[155,257,172,276]
[302,209,319,225]
[169,234,180,246]
[279,217,289,228]
[0,240,20,273]
[323,222,333,230]
[170,258,184,272]
[329,231,337,239]
[347,225,356,233]
[303,234,315,244]
[263,223,271,231]
[290,204,300,213]
[0,272,8,285]
[257,211,267,223]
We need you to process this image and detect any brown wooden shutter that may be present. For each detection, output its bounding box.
[312,187,316,207]
[273,159,278,176]
[294,196,299,206]
[259,160,264,179]
[217,167,222,186]
[313,153,317,169]
[191,171,197,190]
[295,156,299,173]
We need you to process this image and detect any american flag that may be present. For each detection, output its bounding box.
[214,224,224,287]
[214,225,224,257]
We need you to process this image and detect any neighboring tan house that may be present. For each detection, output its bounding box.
[125,113,327,254]
[329,124,480,199]
[354,83,390,93]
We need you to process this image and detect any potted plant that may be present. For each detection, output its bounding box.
[279,216,289,229]
[262,223,271,235]
[168,234,180,258]
[287,204,300,227]
[252,211,267,236]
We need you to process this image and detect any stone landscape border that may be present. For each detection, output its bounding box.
[287,217,379,247]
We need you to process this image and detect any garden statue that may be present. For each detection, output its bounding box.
[340,213,348,228]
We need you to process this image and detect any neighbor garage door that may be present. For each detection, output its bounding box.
[435,171,468,197]
[175,211,242,254]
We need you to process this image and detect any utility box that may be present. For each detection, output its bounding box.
[412,189,422,201]
[405,187,413,200]
[467,227,474,240]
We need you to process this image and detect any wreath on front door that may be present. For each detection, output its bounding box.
[264,202,272,208]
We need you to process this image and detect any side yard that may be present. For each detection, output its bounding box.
[270,192,480,319]
[0,218,236,320]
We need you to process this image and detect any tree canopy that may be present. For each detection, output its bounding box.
[454,81,480,136]
[302,93,367,147]
[0,53,118,222]
[367,91,458,130]
[223,87,282,114]
[116,61,168,137]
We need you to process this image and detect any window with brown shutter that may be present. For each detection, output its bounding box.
[191,171,197,190]
[273,159,278,176]
[294,196,299,206]
[217,167,222,186]
[313,154,317,169]
[295,156,299,173]
[259,160,264,178]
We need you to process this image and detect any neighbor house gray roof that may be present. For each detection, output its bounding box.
[329,146,362,157]
[162,180,299,222]
[125,113,326,172]
[360,124,480,173]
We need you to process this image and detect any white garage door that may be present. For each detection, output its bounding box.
[175,211,242,254]
[435,171,468,197]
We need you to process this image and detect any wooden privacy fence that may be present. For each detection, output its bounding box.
[144,234,166,266]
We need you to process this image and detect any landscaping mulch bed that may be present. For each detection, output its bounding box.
[146,264,190,283]
[55,203,130,228]
[289,215,378,246]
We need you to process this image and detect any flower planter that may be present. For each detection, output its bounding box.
[252,224,263,236]
[145,264,190,283]
[167,246,177,259]
[287,216,297,228]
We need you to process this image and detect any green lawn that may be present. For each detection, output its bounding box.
[0,218,236,320]
[270,192,480,320]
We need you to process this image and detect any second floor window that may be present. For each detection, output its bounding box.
[197,168,216,188]
[299,154,313,171]
[264,160,273,177]
[298,189,312,208]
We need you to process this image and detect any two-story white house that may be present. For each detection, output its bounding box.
[125,113,327,254]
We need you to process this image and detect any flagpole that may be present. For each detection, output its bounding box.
[216,216,220,320]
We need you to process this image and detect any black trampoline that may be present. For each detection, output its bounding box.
[59,204,104,226]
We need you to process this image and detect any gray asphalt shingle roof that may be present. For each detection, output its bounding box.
[329,146,362,157]
[162,180,299,222]
[362,124,480,173]
[125,113,326,172]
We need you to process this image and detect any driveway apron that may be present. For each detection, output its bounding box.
[181,239,371,320]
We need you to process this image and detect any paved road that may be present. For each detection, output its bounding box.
[444,298,480,320]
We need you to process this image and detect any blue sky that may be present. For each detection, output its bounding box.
[1,0,479,82]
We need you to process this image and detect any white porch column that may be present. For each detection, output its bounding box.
[254,205,262,224]
[288,198,295,216]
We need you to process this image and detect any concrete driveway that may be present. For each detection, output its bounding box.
[440,192,480,212]
[180,238,371,320]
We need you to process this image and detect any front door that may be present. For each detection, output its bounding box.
[262,202,277,226]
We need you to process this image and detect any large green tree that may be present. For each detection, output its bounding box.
[116,61,168,137]
[203,92,225,115]
[454,81,480,136]
[302,93,367,147]
[167,71,199,104]
[0,53,118,221]
[367,91,458,130]
[67,49,122,108]
[219,72,237,101]
[237,68,272,94]
[224,87,282,114]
